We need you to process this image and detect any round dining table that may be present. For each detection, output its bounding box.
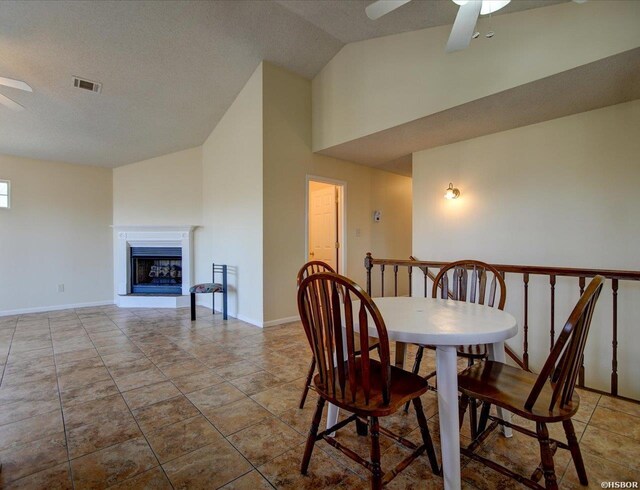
[326,296,518,490]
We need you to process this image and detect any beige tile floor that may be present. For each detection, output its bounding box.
[0,306,638,489]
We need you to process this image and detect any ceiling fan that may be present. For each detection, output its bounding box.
[0,76,32,111]
[366,0,587,53]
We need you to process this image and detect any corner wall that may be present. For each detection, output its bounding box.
[0,154,113,314]
[199,64,264,326]
[263,62,412,324]
[412,100,640,398]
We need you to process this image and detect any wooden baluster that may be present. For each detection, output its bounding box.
[393,265,399,297]
[424,267,428,298]
[612,279,619,396]
[380,264,385,298]
[578,277,586,387]
[365,252,373,295]
[523,273,529,370]
[550,274,556,352]
[408,266,413,297]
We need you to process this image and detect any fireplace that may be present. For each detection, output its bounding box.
[130,247,182,294]
[113,226,196,308]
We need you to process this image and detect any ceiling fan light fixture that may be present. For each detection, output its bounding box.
[480,0,511,15]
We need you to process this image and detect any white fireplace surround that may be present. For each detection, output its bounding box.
[113,226,196,308]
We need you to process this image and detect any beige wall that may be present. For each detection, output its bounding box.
[412,101,640,398]
[199,64,264,326]
[263,62,412,324]
[0,154,113,314]
[112,147,202,226]
[312,1,640,151]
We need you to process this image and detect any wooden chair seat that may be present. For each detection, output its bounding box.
[315,358,429,417]
[458,360,578,422]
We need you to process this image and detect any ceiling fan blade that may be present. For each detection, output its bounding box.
[0,93,25,111]
[0,76,33,92]
[446,0,482,53]
[365,0,412,20]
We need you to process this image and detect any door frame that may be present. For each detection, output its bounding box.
[305,175,347,275]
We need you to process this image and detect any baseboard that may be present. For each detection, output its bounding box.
[0,300,114,318]
[194,297,295,329]
[262,315,300,328]
[236,314,263,328]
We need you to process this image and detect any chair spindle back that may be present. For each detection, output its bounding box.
[432,260,506,310]
[297,272,392,406]
[297,261,335,287]
[526,275,604,412]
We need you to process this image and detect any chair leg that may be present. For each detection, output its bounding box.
[469,398,478,439]
[222,290,228,320]
[536,422,559,490]
[299,357,316,409]
[413,396,439,474]
[301,397,325,475]
[477,401,491,434]
[404,346,424,413]
[370,417,383,490]
[459,393,470,431]
[190,293,196,321]
[563,419,588,485]
[222,265,228,320]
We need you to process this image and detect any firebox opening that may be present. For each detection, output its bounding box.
[130,247,182,295]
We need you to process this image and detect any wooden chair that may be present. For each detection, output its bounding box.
[406,260,506,432]
[296,261,380,409]
[458,275,604,490]
[297,272,439,489]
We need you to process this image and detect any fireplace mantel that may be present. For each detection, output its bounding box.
[113,225,197,308]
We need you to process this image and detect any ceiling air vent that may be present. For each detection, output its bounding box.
[72,76,102,94]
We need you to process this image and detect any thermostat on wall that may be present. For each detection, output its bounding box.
[373,210,382,222]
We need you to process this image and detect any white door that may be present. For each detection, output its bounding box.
[309,184,338,271]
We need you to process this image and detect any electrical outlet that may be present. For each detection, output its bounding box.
[57,284,64,293]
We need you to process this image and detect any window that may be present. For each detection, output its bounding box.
[0,180,9,209]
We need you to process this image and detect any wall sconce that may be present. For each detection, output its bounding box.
[444,182,460,200]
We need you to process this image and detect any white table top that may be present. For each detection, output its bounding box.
[363,296,518,346]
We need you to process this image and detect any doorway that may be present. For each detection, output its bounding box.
[306,177,345,274]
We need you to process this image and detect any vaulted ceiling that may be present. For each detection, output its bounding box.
[0,0,568,167]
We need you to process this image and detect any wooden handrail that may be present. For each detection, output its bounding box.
[364,252,640,402]
[365,254,640,282]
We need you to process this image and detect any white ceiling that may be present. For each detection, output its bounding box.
[0,0,568,167]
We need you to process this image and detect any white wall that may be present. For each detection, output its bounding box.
[112,147,202,226]
[412,101,640,399]
[199,64,264,326]
[262,62,412,324]
[0,154,113,314]
[312,0,640,151]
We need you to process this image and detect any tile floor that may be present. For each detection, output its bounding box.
[0,305,638,489]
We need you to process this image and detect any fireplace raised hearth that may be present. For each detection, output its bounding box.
[130,247,182,294]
